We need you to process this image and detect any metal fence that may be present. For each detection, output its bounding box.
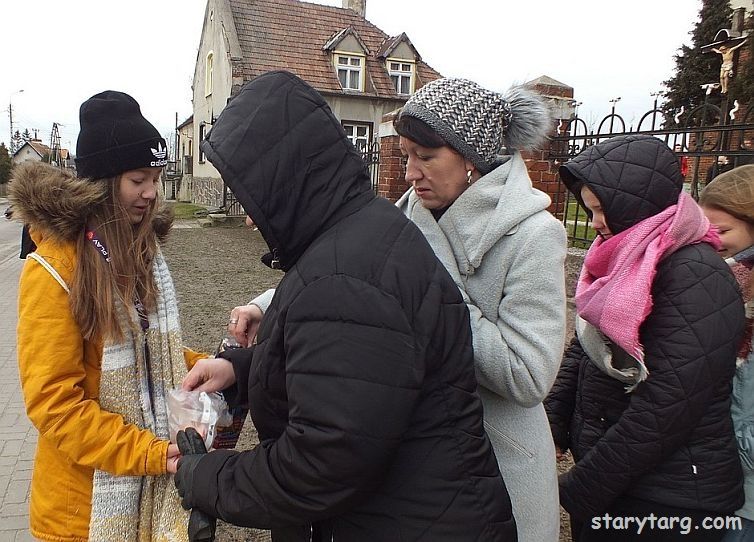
[550,96,754,246]
[222,184,245,216]
[357,140,380,193]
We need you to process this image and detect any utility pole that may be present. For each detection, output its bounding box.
[175,112,179,171]
[49,122,62,167]
[8,89,24,153]
[8,104,13,152]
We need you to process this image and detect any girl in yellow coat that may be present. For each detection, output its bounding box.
[9,91,202,542]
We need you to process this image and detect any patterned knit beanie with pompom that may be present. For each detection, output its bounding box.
[398,77,552,174]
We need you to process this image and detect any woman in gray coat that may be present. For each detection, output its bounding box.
[394,77,567,542]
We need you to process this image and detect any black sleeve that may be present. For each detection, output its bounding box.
[559,254,744,520]
[544,335,582,452]
[190,275,422,528]
[217,347,254,408]
[20,224,36,259]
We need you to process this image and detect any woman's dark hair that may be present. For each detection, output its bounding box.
[393,114,446,148]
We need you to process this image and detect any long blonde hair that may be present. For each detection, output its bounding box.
[70,176,171,342]
[700,165,754,226]
[700,165,754,303]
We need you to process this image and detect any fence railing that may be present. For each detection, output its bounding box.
[550,97,754,246]
[357,140,380,193]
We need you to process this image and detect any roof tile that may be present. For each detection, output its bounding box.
[227,0,441,98]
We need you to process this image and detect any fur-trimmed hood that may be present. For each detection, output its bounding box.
[8,161,172,243]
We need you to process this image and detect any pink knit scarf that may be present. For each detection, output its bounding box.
[575,192,720,364]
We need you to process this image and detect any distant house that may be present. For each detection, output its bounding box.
[12,140,51,165]
[12,139,74,170]
[58,149,74,170]
[190,0,442,208]
[177,115,194,176]
[176,115,194,201]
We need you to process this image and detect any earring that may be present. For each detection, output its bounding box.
[466,170,473,185]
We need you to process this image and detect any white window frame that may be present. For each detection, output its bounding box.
[335,53,365,92]
[342,122,371,150]
[205,51,214,97]
[387,59,414,95]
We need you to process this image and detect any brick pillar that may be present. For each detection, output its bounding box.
[521,146,563,217]
[525,76,576,219]
[377,110,408,202]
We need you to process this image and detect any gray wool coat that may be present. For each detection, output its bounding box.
[396,152,567,542]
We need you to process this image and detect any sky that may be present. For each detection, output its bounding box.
[2,0,704,155]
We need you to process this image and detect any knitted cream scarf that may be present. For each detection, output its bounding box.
[88,250,189,542]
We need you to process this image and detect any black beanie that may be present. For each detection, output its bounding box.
[75,90,167,179]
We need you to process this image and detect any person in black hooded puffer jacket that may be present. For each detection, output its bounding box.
[545,135,745,541]
[174,71,517,541]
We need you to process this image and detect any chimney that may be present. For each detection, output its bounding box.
[342,0,366,17]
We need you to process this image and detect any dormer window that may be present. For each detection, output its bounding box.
[378,33,421,96]
[336,54,364,91]
[388,60,414,95]
[324,27,369,93]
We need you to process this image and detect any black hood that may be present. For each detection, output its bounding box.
[200,71,374,270]
[559,135,683,234]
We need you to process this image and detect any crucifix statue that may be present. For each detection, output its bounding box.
[712,40,746,94]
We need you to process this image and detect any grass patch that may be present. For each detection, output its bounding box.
[167,202,207,219]
[566,222,597,241]
[565,222,597,249]
[561,198,596,248]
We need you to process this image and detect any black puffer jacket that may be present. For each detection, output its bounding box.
[191,71,516,541]
[545,135,745,520]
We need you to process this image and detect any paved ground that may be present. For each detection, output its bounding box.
[0,200,35,542]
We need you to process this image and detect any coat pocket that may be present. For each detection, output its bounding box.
[484,420,534,459]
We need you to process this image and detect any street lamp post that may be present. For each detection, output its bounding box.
[608,97,621,133]
[8,89,24,153]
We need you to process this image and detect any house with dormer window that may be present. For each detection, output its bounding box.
[189,0,441,208]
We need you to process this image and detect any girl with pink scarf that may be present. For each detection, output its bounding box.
[545,135,745,541]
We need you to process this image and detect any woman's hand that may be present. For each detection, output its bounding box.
[166,443,181,474]
[182,357,236,393]
[228,304,264,347]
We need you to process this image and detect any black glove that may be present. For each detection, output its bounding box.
[175,427,217,542]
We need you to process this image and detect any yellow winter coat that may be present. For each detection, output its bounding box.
[12,163,204,541]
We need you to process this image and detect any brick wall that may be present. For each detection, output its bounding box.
[376,135,409,201]
[376,110,408,201]
[521,147,565,217]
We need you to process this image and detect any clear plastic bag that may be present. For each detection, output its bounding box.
[167,388,233,449]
